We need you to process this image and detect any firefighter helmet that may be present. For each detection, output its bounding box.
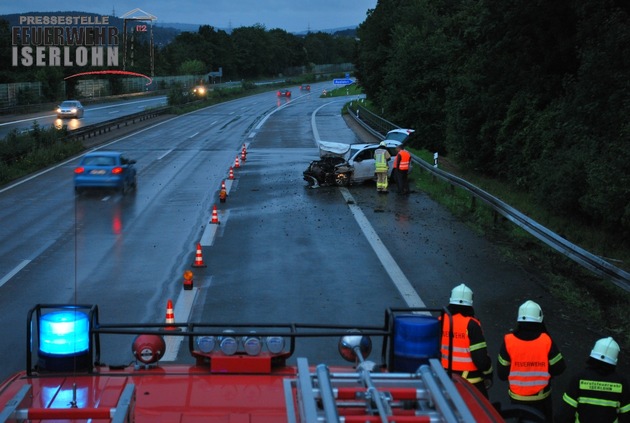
[379,141,387,147]
[517,300,543,323]
[590,337,619,365]
[449,284,473,306]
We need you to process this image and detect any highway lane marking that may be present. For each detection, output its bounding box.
[189,132,199,138]
[253,95,308,131]
[0,238,57,288]
[157,149,173,160]
[0,260,31,289]
[162,287,199,361]
[310,101,426,309]
[200,208,230,246]
[339,188,426,308]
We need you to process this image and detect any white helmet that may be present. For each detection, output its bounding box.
[590,337,619,365]
[449,284,473,306]
[379,141,387,147]
[517,300,543,323]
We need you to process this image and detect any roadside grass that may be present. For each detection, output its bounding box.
[410,149,630,349]
[0,125,84,186]
[322,84,363,98]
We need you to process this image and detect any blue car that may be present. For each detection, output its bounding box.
[74,151,137,194]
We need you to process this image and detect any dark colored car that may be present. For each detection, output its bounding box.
[56,100,84,119]
[74,151,137,194]
[300,84,311,91]
[277,89,291,97]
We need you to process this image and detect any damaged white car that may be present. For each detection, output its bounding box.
[303,140,403,187]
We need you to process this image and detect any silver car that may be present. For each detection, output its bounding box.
[56,100,84,119]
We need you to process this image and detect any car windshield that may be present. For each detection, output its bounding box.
[350,146,364,157]
[61,101,78,107]
[385,132,409,142]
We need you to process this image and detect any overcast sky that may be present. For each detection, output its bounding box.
[1,0,378,33]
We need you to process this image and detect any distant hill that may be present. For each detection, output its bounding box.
[157,21,357,36]
[2,12,357,41]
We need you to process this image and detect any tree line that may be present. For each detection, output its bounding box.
[355,0,630,242]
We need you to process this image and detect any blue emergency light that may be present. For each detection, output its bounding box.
[39,310,90,356]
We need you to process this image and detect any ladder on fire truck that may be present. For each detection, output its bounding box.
[285,357,478,423]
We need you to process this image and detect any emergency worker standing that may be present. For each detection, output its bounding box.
[374,141,391,193]
[440,284,494,398]
[557,337,630,423]
[497,300,566,421]
[393,144,411,195]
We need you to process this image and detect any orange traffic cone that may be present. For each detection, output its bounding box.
[228,167,234,180]
[241,145,247,161]
[234,156,240,168]
[210,204,220,224]
[192,243,207,268]
[165,299,177,330]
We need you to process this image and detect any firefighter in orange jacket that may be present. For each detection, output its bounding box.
[497,300,566,421]
[557,337,629,423]
[393,144,411,195]
[440,284,494,398]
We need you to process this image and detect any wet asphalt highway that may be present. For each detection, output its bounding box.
[0,83,624,413]
[0,95,168,137]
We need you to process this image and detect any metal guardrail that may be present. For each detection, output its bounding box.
[65,106,172,142]
[346,102,630,292]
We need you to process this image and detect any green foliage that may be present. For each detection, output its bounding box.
[34,68,64,101]
[0,122,82,186]
[178,59,207,76]
[355,0,630,239]
[167,82,190,106]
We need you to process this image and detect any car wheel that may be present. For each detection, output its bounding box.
[335,173,350,187]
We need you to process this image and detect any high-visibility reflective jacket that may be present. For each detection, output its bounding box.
[503,333,552,398]
[559,363,630,423]
[395,150,411,170]
[374,148,390,172]
[441,314,480,371]
[440,313,493,385]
